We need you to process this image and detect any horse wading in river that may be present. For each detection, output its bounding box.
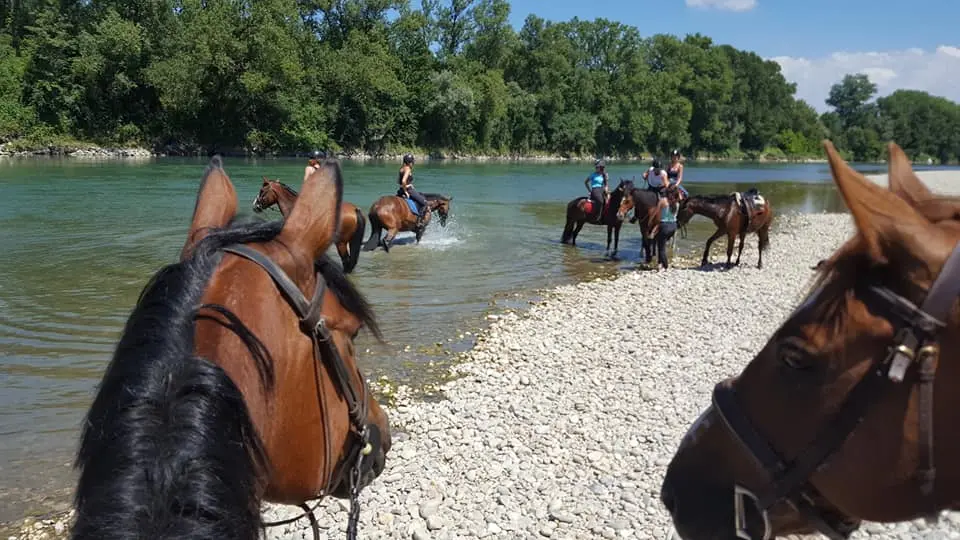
[561,178,630,257]
[662,141,960,540]
[677,189,774,269]
[72,157,391,540]
[362,193,452,252]
[617,180,668,264]
[254,177,367,273]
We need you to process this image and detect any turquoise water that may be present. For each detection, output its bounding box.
[1,156,956,526]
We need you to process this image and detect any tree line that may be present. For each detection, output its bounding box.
[0,0,957,162]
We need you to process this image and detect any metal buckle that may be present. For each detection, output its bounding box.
[734,484,772,540]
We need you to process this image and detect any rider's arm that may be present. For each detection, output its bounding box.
[660,172,669,188]
[400,168,411,189]
[603,173,609,192]
[676,164,684,186]
[584,177,590,191]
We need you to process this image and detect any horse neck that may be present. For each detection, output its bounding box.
[688,196,731,220]
[275,186,297,217]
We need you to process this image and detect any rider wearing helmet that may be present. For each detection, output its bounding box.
[303,149,325,183]
[583,159,609,221]
[644,158,669,193]
[667,149,688,200]
[397,153,429,227]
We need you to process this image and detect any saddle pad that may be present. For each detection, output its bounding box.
[405,198,420,214]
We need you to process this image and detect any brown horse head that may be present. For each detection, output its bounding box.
[661,141,960,540]
[616,178,637,220]
[253,176,299,216]
[73,157,390,539]
[424,193,453,226]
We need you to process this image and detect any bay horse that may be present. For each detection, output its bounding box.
[617,180,667,264]
[72,157,391,540]
[362,192,452,252]
[662,141,960,540]
[676,189,774,269]
[253,177,367,273]
[560,178,630,257]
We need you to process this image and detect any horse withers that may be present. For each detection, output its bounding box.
[362,192,452,252]
[676,187,774,269]
[72,158,391,540]
[253,177,367,273]
[662,141,960,540]
[561,178,630,257]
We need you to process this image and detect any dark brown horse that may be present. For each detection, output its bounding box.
[617,181,668,264]
[662,141,960,540]
[72,157,391,540]
[253,177,367,273]
[676,189,774,269]
[561,178,630,257]
[362,192,452,252]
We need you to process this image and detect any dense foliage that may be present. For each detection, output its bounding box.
[0,0,957,161]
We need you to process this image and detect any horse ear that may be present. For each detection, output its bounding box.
[887,142,933,207]
[277,159,343,263]
[823,140,928,264]
[262,176,269,185]
[180,156,237,260]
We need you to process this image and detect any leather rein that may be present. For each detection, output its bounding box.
[712,243,960,540]
[216,244,381,540]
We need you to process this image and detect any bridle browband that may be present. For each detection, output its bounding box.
[712,242,960,540]
[216,244,381,540]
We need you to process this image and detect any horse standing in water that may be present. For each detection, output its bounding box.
[362,193,452,252]
[253,177,367,273]
[72,157,391,540]
[617,180,666,264]
[561,178,630,258]
[662,141,960,540]
[677,189,774,269]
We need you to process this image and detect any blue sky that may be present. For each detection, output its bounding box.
[503,0,960,111]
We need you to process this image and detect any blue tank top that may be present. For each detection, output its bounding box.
[588,172,605,189]
[661,200,677,223]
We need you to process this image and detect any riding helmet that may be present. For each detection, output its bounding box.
[671,149,681,158]
[652,158,663,170]
[403,153,415,165]
[595,159,606,168]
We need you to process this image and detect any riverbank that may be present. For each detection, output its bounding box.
[0,139,845,164]
[8,170,960,539]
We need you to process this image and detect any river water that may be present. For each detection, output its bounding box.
[1,156,952,526]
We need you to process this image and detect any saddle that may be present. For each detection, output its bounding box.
[733,188,766,231]
[582,197,610,222]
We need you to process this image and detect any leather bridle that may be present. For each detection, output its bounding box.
[712,243,960,540]
[216,244,382,540]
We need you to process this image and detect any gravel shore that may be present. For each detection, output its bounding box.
[10,170,960,540]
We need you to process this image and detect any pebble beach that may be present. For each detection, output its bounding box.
[10,170,960,540]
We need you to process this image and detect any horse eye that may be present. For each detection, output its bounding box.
[778,337,817,370]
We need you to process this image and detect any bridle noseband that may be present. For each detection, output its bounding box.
[712,243,960,540]
[219,244,380,540]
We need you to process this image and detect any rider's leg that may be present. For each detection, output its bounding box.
[408,188,429,225]
[589,187,605,220]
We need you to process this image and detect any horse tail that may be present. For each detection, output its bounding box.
[73,263,267,539]
[362,209,382,252]
[344,206,366,272]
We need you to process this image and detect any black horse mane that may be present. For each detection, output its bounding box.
[73,158,379,539]
[421,192,451,201]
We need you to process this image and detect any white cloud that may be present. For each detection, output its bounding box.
[770,45,960,112]
[686,0,757,12]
